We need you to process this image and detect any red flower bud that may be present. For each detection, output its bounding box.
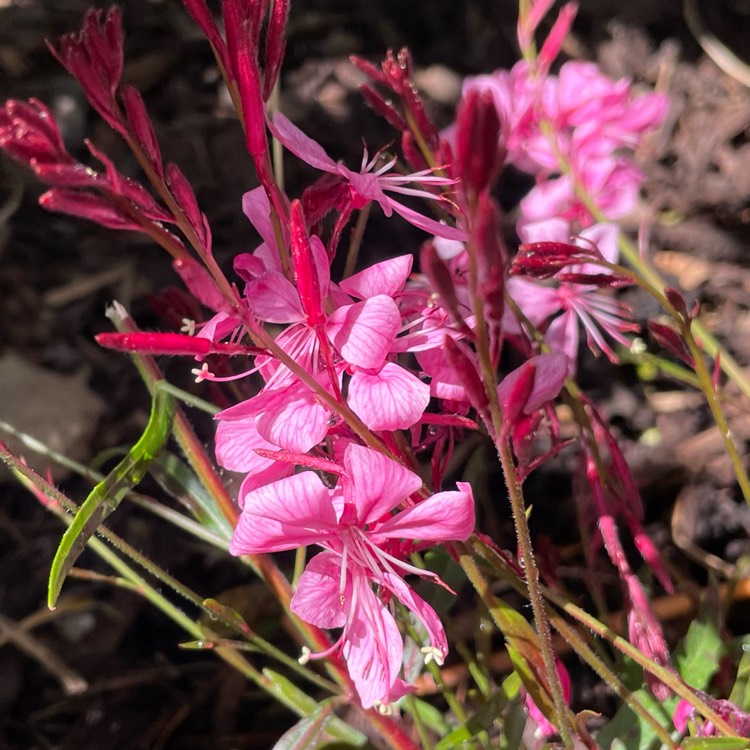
[48,8,126,135]
[511,241,603,279]
[455,90,505,197]
[290,200,324,327]
[647,321,694,367]
[0,99,73,168]
[263,0,289,100]
[443,337,489,419]
[121,86,163,179]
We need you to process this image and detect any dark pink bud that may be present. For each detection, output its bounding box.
[223,0,267,159]
[40,188,141,230]
[443,337,489,418]
[511,241,602,279]
[86,139,172,223]
[262,0,289,100]
[0,98,73,167]
[290,200,324,327]
[182,0,232,78]
[420,242,471,336]
[472,193,506,332]
[359,84,408,131]
[647,321,694,367]
[349,54,390,88]
[537,3,578,75]
[497,353,567,423]
[173,258,229,313]
[120,86,163,178]
[49,7,126,136]
[95,331,263,356]
[166,163,209,246]
[554,272,631,287]
[33,163,99,187]
[455,90,504,197]
[664,286,689,319]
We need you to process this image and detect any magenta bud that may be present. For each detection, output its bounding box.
[39,188,140,230]
[0,98,73,168]
[121,86,163,178]
[420,241,471,336]
[455,90,505,197]
[555,272,631,287]
[443,337,489,418]
[173,258,228,313]
[262,0,289,99]
[95,331,262,357]
[166,163,208,246]
[511,241,601,278]
[647,321,694,367]
[223,0,267,159]
[290,200,325,327]
[48,7,126,135]
[349,54,390,87]
[472,193,506,327]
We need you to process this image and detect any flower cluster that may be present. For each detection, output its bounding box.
[2,0,706,738]
[459,41,667,369]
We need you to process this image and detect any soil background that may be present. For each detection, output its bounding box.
[2,1,750,748]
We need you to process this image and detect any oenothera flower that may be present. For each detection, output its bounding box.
[230,443,475,709]
[269,112,466,241]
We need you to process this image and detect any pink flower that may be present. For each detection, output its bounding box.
[230,443,475,709]
[270,112,466,241]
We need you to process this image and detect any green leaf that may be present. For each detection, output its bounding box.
[47,388,175,608]
[676,618,724,692]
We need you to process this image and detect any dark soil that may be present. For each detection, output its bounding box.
[2,1,750,748]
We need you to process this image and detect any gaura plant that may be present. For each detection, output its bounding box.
[3,0,750,747]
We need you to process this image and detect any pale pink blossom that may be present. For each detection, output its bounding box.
[270,112,466,241]
[230,443,475,709]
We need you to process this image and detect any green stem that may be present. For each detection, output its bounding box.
[472,536,740,738]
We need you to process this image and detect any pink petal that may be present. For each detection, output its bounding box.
[256,382,331,452]
[236,461,293,501]
[373,482,475,542]
[342,575,404,709]
[270,113,339,173]
[230,471,338,554]
[341,444,422,524]
[339,255,413,300]
[388,198,468,241]
[242,187,279,251]
[195,311,241,344]
[348,362,430,431]
[382,572,448,659]
[215,416,278,472]
[325,295,400,370]
[290,551,347,629]
[245,272,304,323]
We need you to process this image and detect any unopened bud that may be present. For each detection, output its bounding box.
[455,90,505,197]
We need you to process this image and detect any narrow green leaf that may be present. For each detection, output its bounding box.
[47,389,175,608]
